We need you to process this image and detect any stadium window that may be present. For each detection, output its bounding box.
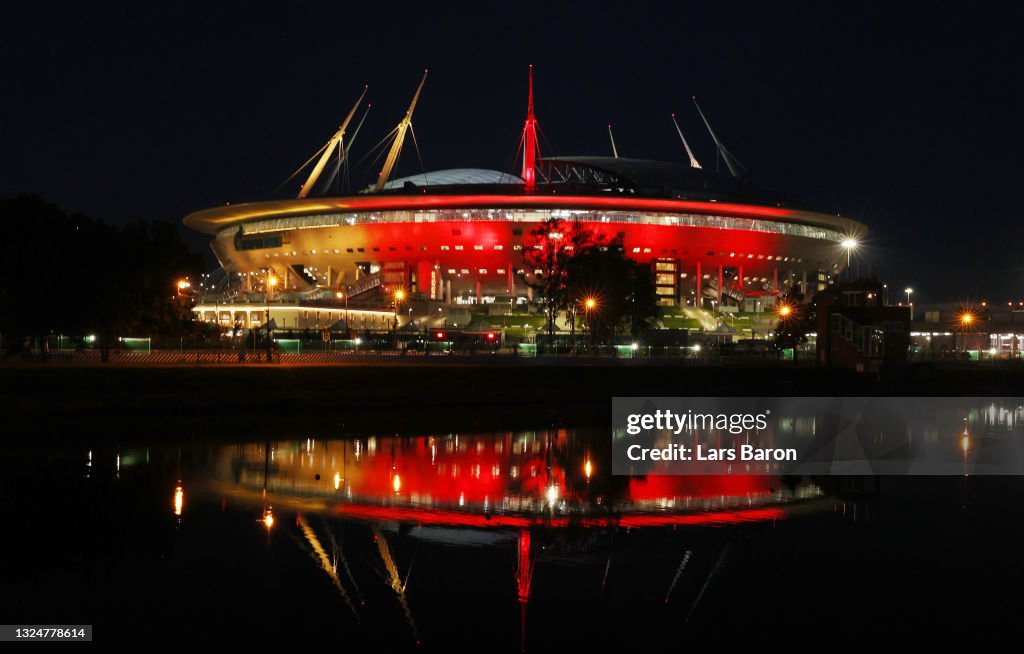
[513,244,523,251]
[474,245,483,250]
[493,245,503,250]
[497,268,506,274]
[346,248,353,253]
[632,248,640,253]
[455,245,464,250]
[441,245,450,251]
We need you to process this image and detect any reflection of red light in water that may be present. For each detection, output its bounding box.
[330,503,783,529]
[517,529,532,602]
[336,437,772,506]
[343,437,562,504]
[628,474,775,500]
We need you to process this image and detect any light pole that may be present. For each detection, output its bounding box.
[841,239,858,281]
[905,288,913,321]
[776,303,796,363]
[960,311,974,355]
[335,290,350,341]
[266,275,277,361]
[583,297,597,353]
[393,289,405,348]
[175,279,191,352]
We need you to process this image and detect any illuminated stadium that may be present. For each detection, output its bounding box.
[183,68,864,334]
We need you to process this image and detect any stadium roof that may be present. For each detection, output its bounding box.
[375,168,524,191]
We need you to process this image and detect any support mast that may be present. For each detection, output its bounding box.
[692,97,746,179]
[671,113,701,169]
[374,70,429,193]
[520,65,541,192]
[298,86,368,198]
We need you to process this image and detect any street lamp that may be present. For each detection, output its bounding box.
[393,289,405,347]
[841,239,858,280]
[905,288,913,321]
[266,275,277,361]
[960,311,975,354]
[176,279,191,297]
[583,296,598,352]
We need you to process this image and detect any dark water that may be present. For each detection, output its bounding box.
[3,430,1024,646]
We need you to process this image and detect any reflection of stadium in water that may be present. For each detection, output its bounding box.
[204,431,822,531]
[186,432,826,649]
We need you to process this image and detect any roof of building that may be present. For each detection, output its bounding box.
[376,168,524,190]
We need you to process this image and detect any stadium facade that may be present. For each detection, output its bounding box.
[184,68,863,331]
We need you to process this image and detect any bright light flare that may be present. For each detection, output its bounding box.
[841,238,858,249]
[267,276,278,287]
[584,297,597,310]
[777,304,793,318]
[960,312,975,326]
[546,484,558,507]
[584,459,593,480]
[176,280,191,290]
[263,508,275,529]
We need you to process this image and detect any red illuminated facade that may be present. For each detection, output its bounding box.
[185,185,862,307]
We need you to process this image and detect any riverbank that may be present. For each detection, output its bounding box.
[5,360,1024,445]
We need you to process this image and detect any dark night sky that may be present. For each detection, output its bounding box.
[2,3,1021,303]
